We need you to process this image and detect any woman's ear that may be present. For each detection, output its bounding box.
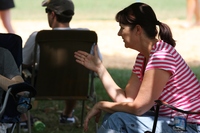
[134,25,143,36]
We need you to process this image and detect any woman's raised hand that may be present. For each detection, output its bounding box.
[74,45,102,72]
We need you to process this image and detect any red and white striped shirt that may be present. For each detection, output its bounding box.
[133,40,200,123]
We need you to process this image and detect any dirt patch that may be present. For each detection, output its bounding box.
[1,19,200,68]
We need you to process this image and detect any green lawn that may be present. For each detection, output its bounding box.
[29,67,200,133]
[13,0,186,21]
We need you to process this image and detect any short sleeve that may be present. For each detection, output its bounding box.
[146,51,176,75]
[2,49,20,79]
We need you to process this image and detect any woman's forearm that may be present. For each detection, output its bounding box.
[97,65,129,102]
[96,101,144,115]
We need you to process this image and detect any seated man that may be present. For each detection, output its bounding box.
[0,47,27,131]
[23,0,102,124]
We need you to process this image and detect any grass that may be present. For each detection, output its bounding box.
[13,0,186,21]
[27,67,200,133]
[192,66,200,80]
[28,68,132,133]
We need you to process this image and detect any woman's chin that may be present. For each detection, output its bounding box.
[124,44,129,48]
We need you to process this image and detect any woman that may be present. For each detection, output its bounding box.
[74,2,200,133]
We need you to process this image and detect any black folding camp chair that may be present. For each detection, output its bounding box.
[26,30,99,132]
[0,33,36,133]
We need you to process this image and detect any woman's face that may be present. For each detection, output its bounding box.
[117,23,137,49]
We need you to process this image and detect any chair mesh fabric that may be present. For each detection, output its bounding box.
[0,33,22,68]
[33,30,97,100]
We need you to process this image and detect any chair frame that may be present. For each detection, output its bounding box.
[146,100,200,133]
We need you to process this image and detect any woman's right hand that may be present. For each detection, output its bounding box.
[74,45,102,72]
[83,102,102,132]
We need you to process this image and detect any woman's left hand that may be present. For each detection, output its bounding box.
[84,103,102,132]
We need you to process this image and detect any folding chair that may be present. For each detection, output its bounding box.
[0,33,36,133]
[31,29,98,129]
[145,100,200,133]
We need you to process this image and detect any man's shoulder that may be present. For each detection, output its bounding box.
[54,27,89,31]
[27,31,38,40]
[0,47,12,60]
[0,47,8,53]
[30,31,39,36]
[71,28,89,31]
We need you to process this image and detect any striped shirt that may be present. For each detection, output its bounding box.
[133,40,200,124]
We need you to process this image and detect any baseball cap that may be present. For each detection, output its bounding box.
[42,0,74,17]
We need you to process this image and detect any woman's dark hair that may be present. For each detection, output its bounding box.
[55,10,74,23]
[115,2,176,47]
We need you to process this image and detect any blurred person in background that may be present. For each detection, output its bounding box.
[182,0,200,28]
[0,0,15,33]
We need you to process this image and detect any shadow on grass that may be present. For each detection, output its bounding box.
[29,68,131,133]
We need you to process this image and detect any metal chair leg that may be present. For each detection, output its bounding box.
[151,104,161,133]
[81,100,85,127]
[96,123,99,133]
[7,123,16,133]
[27,111,32,133]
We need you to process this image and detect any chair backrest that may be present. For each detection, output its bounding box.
[33,30,97,100]
[0,33,23,68]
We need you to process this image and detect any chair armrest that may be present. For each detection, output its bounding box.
[8,82,37,98]
[0,82,36,116]
[155,100,200,114]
